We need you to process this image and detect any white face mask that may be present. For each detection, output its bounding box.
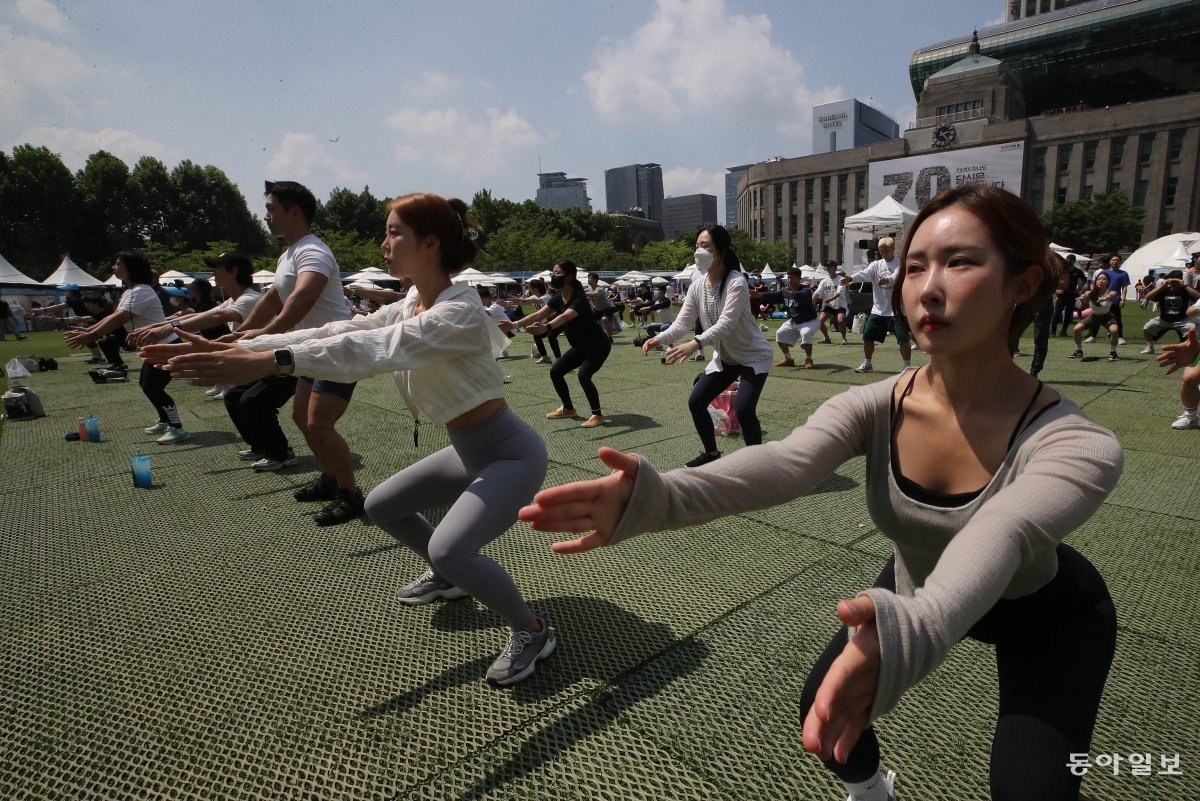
[694,248,715,275]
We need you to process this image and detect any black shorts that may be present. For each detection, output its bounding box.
[300,375,357,401]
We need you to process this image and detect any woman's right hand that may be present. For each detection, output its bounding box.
[519,447,639,553]
[641,336,661,355]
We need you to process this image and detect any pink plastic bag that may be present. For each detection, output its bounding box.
[709,381,741,436]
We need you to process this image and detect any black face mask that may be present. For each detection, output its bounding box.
[550,275,566,289]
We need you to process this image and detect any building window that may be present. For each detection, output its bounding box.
[805,181,813,202]
[857,172,866,200]
[775,215,782,234]
[1134,179,1149,206]
[752,220,758,239]
[1058,146,1071,173]
[803,247,812,264]
[1083,185,1093,199]
[935,99,983,118]
[805,212,813,230]
[838,178,847,201]
[1165,176,1178,207]
[790,213,797,232]
[821,211,829,231]
[1139,134,1154,165]
[1109,182,1121,194]
[1111,139,1125,168]
[789,181,798,203]
[822,177,830,201]
[1033,149,1046,177]
[1084,141,1097,170]
[1159,218,1174,238]
[1055,185,1067,205]
[1169,130,1185,161]
[775,184,783,206]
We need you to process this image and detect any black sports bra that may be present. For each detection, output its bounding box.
[889,369,1058,508]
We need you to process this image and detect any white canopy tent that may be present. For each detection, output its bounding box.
[42,256,106,287]
[1122,232,1200,277]
[159,269,189,281]
[841,196,917,270]
[487,273,518,285]
[103,273,123,286]
[451,267,493,286]
[345,267,389,282]
[251,270,277,285]
[0,254,39,285]
[760,264,776,281]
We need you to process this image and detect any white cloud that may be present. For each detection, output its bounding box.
[662,166,723,199]
[582,0,842,147]
[384,105,551,176]
[265,133,370,185]
[403,70,462,97]
[15,0,69,34]
[0,23,91,117]
[5,126,182,172]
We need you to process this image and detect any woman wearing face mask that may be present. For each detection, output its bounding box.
[643,224,773,467]
[511,259,611,428]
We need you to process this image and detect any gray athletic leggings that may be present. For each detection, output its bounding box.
[364,406,548,630]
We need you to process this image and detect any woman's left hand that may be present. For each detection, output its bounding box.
[663,339,701,364]
[63,327,94,349]
[525,321,548,336]
[802,596,881,764]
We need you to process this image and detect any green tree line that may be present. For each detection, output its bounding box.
[1,143,794,281]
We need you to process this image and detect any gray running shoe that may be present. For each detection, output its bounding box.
[486,617,556,686]
[395,569,468,605]
[251,450,299,472]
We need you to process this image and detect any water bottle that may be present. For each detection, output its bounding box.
[77,417,89,442]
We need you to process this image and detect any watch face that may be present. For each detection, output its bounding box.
[274,349,294,367]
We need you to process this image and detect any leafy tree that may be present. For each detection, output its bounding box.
[1041,191,1145,254]
[74,150,141,268]
[316,185,387,241]
[168,161,267,254]
[315,228,384,274]
[0,145,78,279]
[635,239,692,273]
[130,156,175,245]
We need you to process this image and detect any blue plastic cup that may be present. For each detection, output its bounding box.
[130,455,152,488]
[85,417,100,442]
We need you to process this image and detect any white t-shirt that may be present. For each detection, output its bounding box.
[217,288,263,331]
[815,276,849,310]
[272,234,352,330]
[484,300,509,326]
[849,257,899,316]
[117,284,169,331]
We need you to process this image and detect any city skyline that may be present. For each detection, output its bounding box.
[1,0,1009,222]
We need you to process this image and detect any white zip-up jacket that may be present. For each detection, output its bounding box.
[240,282,508,425]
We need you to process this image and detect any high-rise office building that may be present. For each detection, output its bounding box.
[725,164,752,228]
[811,99,900,155]
[605,163,665,222]
[662,194,718,240]
[534,172,591,212]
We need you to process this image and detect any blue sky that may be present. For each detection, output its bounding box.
[2,0,1005,223]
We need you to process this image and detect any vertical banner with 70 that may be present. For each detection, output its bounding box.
[868,141,1025,212]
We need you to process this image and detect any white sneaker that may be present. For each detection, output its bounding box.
[156,427,190,445]
[845,769,897,801]
[144,421,171,435]
[1171,411,1200,430]
[855,360,873,373]
[205,386,222,397]
[1083,336,1096,344]
[1118,337,1127,345]
[1139,345,1155,355]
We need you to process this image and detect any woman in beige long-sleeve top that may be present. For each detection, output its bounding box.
[520,184,1122,801]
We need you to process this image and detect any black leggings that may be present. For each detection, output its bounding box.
[799,544,1115,800]
[139,362,180,427]
[550,343,610,415]
[534,327,562,359]
[688,364,768,453]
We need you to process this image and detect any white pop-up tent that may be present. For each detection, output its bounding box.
[41,256,106,287]
[841,197,917,270]
[1122,232,1200,277]
[0,253,39,285]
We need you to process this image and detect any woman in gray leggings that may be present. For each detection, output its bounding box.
[148,192,554,686]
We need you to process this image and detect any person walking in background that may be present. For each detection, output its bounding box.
[521,185,1121,801]
[815,260,850,346]
[844,237,912,373]
[148,192,555,686]
[0,298,27,340]
[65,251,190,444]
[642,224,773,467]
[511,260,611,429]
[1054,253,1087,336]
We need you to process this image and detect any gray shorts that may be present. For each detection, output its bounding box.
[1143,317,1196,340]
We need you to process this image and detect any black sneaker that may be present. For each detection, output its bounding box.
[314,487,365,526]
[1108,351,1119,362]
[686,451,721,468]
[1069,349,1083,359]
[294,472,338,502]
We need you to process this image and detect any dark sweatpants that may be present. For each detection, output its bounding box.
[222,375,298,459]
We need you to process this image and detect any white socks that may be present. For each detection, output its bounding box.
[902,360,911,369]
[844,770,891,801]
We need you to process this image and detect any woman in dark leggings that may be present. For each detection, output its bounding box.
[522,185,1122,800]
[512,260,610,429]
[643,224,773,467]
[65,251,190,444]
